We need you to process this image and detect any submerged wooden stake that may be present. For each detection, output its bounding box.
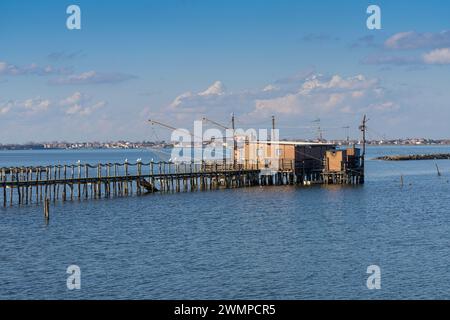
[436,163,442,176]
[44,197,50,222]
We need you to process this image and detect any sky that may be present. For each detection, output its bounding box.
[0,0,450,143]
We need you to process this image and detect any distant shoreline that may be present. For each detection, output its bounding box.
[0,140,450,151]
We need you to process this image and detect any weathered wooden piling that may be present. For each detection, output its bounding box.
[44,197,50,221]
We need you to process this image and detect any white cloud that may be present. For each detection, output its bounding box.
[60,92,106,116]
[352,91,365,98]
[0,92,106,118]
[361,54,422,66]
[60,91,85,106]
[0,62,7,73]
[254,94,300,115]
[23,97,51,113]
[0,61,69,76]
[65,104,82,115]
[0,102,12,115]
[423,48,450,64]
[169,81,228,113]
[50,71,136,85]
[166,74,394,123]
[263,84,279,92]
[65,101,105,115]
[370,101,398,111]
[0,97,51,116]
[198,81,225,96]
[250,74,385,118]
[325,93,345,108]
[170,92,194,108]
[385,31,450,49]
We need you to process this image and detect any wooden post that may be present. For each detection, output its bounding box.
[56,165,61,201]
[25,168,29,205]
[158,162,162,192]
[97,163,102,198]
[106,164,111,197]
[162,162,166,192]
[16,169,21,205]
[63,165,67,201]
[29,168,33,203]
[35,168,40,203]
[70,165,74,201]
[44,167,48,201]
[124,161,129,195]
[137,162,141,195]
[77,162,81,199]
[114,164,117,196]
[53,166,57,202]
[176,163,180,192]
[9,168,13,205]
[436,163,441,176]
[44,197,50,222]
[151,161,155,192]
[85,164,88,199]
[2,168,6,207]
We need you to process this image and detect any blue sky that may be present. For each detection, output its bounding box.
[1,0,450,142]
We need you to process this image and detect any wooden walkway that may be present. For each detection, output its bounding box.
[1,160,364,208]
[1,161,261,206]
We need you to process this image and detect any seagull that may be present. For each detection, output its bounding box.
[137,158,142,162]
[125,158,128,163]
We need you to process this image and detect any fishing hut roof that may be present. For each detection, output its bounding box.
[245,140,336,146]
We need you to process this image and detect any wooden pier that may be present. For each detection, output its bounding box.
[0,161,262,207]
[0,158,365,207]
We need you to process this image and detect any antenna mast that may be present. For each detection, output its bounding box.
[231,113,237,168]
[358,114,368,181]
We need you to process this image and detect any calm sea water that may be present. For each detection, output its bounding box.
[1,145,450,299]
